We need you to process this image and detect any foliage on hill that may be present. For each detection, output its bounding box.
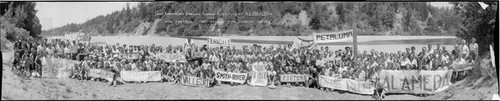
[451,2,497,56]
[1,2,42,51]
[43,2,462,36]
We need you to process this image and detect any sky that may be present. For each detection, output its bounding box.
[35,2,453,31]
[35,2,139,30]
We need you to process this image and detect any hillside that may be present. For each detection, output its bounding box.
[42,2,461,37]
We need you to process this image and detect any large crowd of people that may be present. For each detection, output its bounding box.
[11,37,478,87]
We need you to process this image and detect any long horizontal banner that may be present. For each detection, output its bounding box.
[313,29,353,43]
[41,57,79,79]
[87,69,114,82]
[318,76,375,94]
[279,74,309,82]
[120,71,162,82]
[377,70,452,94]
[207,37,231,45]
[214,70,248,84]
[155,53,187,62]
[181,76,213,87]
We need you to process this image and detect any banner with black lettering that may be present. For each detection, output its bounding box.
[318,76,375,94]
[377,70,453,94]
[181,76,213,87]
[279,74,309,83]
[207,37,231,45]
[214,70,248,84]
[313,29,353,43]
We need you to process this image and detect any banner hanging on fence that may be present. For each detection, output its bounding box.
[313,29,353,43]
[318,76,375,94]
[120,71,162,82]
[207,37,231,45]
[377,70,453,94]
[41,57,79,79]
[155,53,187,62]
[279,74,309,83]
[87,69,114,82]
[214,70,248,84]
[181,76,213,87]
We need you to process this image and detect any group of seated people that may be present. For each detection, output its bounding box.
[16,37,478,87]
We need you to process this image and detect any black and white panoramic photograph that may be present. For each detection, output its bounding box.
[0,1,498,100]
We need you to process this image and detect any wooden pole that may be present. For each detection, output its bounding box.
[353,29,358,60]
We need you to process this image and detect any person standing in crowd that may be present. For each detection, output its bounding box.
[460,39,470,61]
[469,38,478,63]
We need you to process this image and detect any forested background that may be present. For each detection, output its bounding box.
[41,2,463,37]
[1,2,43,51]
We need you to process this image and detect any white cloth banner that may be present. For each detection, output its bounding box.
[250,72,268,86]
[120,71,162,82]
[318,75,375,94]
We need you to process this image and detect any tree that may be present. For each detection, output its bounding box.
[452,2,498,55]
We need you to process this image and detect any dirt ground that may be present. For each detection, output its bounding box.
[2,51,498,100]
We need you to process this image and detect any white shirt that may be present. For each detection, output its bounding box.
[409,59,417,68]
[462,45,469,56]
[400,58,410,66]
[469,43,478,51]
[63,47,70,54]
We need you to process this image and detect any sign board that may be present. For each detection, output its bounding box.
[214,70,248,84]
[313,29,353,43]
[181,76,213,87]
[279,74,309,83]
